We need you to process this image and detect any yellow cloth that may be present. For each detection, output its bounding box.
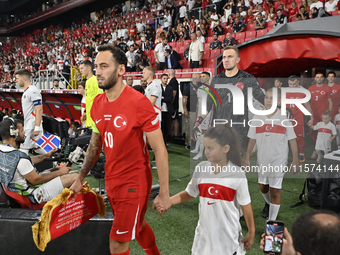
[32,183,106,252]
[85,75,103,127]
[92,122,99,133]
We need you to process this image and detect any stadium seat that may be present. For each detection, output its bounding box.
[220,22,227,28]
[267,20,275,29]
[289,16,297,22]
[245,31,256,40]
[178,46,185,54]
[208,31,214,37]
[235,32,245,40]
[210,49,223,58]
[202,51,211,59]
[168,42,174,47]
[225,27,232,33]
[256,28,269,37]
[236,39,245,44]
[206,36,214,43]
[179,60,189,69]
[203,59,215,68]
[246,23,255,31]
[181,69,193,78]
[184,40,191,47]
[192,68,204,74]
[204,44,209,51]
[332,10,340,16]
[218,34,226,41]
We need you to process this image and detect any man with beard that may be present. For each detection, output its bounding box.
[0,118,77,205]
[79,60,103,128]
[206,46,265,150]
[70,45,171,255]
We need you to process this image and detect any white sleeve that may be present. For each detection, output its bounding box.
[285,121,297,140]
[199,41,204,52]
[247,117,258,139]
[185,171,200,198]
[150,84,160,98]
[17,158,35,176]
[236,178,251,206]
[154,44,159,53]
[314,122,321,131]
[332,124,337,135]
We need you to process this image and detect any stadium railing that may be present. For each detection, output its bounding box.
[33,69,74,90]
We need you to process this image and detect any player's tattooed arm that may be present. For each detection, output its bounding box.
[80,132,103,179]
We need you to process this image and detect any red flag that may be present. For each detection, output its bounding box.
[48,25,54,30]
[74,28,81,36]
[82,24,88,33]
[64,29,71,37]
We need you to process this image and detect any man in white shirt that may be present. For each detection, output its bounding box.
[154,38,170,70]
[179,2,187,22]
[136,21,146,33]
[187,0,195,18]
[125,45,136,72]
[163,10,172,29]
[310,0,324,9]
[197,30,205,44]
[188,32,204,69]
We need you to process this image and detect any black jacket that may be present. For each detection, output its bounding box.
[165,54,182,69]
[161,85,174,114]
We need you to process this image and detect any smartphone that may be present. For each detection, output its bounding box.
[264,220,284,254]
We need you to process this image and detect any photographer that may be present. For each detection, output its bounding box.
[260,210,340,255]
[0,118,78,205]
[255,13,267,31]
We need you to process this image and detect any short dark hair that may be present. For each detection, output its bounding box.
[165,49,171,54]
[223,46,239,57]
[327,71,336,77]
[71,121,81,128]
[133,85,144,94]
[80,60,92,68]
[299,5,305,10]
[14,69,31,79]
[161,74,168,79]
[292,210,340,255]
[315,71,324,76]
[78,80,86,89]
[53,79,59,83]
[288,75,299,81]
[97,44,127,67]
[201,71,210,77]
[0,118,22,140]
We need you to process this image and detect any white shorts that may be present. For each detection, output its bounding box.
[32,177,63,203]
[20,129,43,150]
[258,176,284,189]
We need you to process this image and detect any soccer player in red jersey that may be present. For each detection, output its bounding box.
[308,72,333,158]
[70,45,171,255]
[327,71,340,121]
[286,75,313,163]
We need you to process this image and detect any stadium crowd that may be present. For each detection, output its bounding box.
[0,0,340,86]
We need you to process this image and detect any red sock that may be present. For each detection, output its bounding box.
[136,221,160,255]
[111,248,130,255]
[297,136,305,154]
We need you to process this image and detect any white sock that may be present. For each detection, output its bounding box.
[300,153,304,156]
[194,134,201,151]
[34,147,47,155]
[269,203,280,220]
[19,149,29,155]
[262,191,271,204]
[196,137,205,157]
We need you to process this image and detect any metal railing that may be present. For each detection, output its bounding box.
[32,69,76,90]
[181,4,217,22]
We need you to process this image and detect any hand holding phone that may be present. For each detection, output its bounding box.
[264,220,284,254]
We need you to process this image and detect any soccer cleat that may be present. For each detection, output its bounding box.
[151,165,157,170]
[193,154,202,160]
[151,156,155,163]
[316,155,322,163]
[311,151,317,159]
[299,155,305,163]
[261,202,269,219]
[185,145,191,150]
[191,149,199,154]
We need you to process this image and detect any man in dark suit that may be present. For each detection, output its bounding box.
[164,49,182,69]
[160,74,174,145]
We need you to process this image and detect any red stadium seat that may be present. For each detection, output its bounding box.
[235,32,245,40]
[246,23,256,31]
[267,20,275,29]
[203,67,215,76]
[204,43,209,51]
[178,46,185,54]
[218,35,226,41]
[245,31,256,40]
[208,31,214,37]
[192,68,204,74]
[289,16,297,22]
[168,42,174,47]
[202,51,211,59]
[203,59,215,68]
[181,69,193,78]
[332,10,340,15]
[184,40,191,47]
[206,36,214,43]
[256,28,269,37]
[210,49,223,58]
[220,22,227,28]
[179,60,189,69]
[225,27,232,33]
[236,39,245,44]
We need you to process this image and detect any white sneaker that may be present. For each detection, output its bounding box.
[191,149,199,154]
[193,154,202,160]
[311,151,317,159]
[316,155,322,163]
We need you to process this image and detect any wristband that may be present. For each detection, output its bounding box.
[34,126,42,132]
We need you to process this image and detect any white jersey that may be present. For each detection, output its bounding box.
[248,109,296,175]
[265,235,274,251]
[186,161,250,255]
[145,80,162,124]
[314,121,336,153]
[334,114,340,144]
[0,145,34,190]
[21,85,43,130]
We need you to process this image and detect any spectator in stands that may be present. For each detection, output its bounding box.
[184,41,190,61]
[325,0,338,12]
[260,210,340,255]
[3,81,10,89]
[222,32,237,47]
[310,0,324,10]
[62,54,71,85]
[297,6,310,20]
[209,34,223,50]
[311,7,330,17]
[164,10,172,30]
[125,76,134,87]
[188,32,204,69]
[267,7,276,21]
[275,9,287,26]
[196,30,205,44]
[140,78,147,91]
[169,46,181,63]
[117,38,128,53]
[233,17,246,33]
[135,50,151,71]
[255,5,267,17]
[222,3,232,20]
[126,45,136,72]
[212,20,224,35]
[255,13,267,30]
[245,9,255,24]
[10,82,16,90]
[154,37,170,70]
[179,2,187,23]
[210,9,219,28]
[301,0,310,12]
[57,55,64,73]
[169,27,179,42]
[51,79,63,90]
[289,1,299,18]
[165,49,182,69]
